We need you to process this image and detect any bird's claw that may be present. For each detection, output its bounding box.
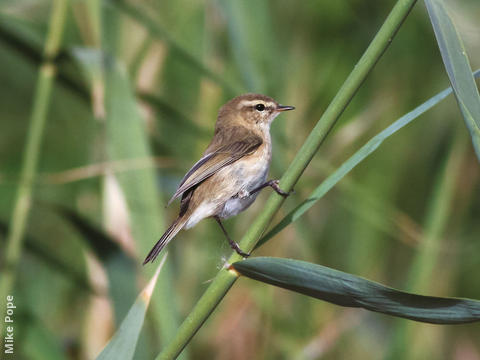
[271,180,293,197]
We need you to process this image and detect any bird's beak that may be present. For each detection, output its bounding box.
[276,104,295,112]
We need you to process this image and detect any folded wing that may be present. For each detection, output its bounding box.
[168,127,262,205]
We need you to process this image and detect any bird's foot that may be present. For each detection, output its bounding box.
[231,242,250,258]
[270,180,293,197]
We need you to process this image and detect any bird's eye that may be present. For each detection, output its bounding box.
[255,104,265,111]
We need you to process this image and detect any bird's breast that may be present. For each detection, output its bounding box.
[233,141,271,188]
[217,143,271,219]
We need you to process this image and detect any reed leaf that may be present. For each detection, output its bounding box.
[53,205,137,323]
[103,56,180,344]
[425,0,480,161]
[113,0,240,95]
[96,255,167,360]
[232,257,480,324]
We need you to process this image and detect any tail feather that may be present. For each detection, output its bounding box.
[143,217,186,265]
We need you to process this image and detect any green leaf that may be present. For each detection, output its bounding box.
[232,257,480,324]
[138,92,210,139]
[103,55,181,342]
[0,219,93,294]
[52,205,137,324]
[220,0,272,92]
[258,69,480,248]
[96,254,167,360]
[425,0,480,161]
[71,47,181,343]
[23,315,68,360]
[113,0,239,95]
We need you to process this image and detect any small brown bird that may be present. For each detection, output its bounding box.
[143,93,294,264]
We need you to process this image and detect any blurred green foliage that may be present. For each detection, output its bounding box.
[0,0,479,359]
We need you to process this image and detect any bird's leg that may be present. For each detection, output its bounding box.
[250,179,292,197]
[214,216,250,258]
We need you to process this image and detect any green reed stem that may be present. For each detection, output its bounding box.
[0,0,69,336]
[157,0,418,358]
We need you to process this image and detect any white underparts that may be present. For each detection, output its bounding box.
[185,137,272,229]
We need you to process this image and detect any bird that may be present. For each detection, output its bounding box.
[143,93,295,264]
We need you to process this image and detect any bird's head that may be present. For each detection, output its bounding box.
[217,93,294,131]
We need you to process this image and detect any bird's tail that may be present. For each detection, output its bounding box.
[143,217,186,265]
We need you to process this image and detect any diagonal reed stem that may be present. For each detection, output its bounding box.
[0,0,69,336]
[157,0,418,358]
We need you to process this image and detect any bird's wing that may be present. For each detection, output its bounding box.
[167,130,262,205]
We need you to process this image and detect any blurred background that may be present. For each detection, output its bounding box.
[0,0,479,359]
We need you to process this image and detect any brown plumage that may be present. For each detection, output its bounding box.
[143,93,294,264]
